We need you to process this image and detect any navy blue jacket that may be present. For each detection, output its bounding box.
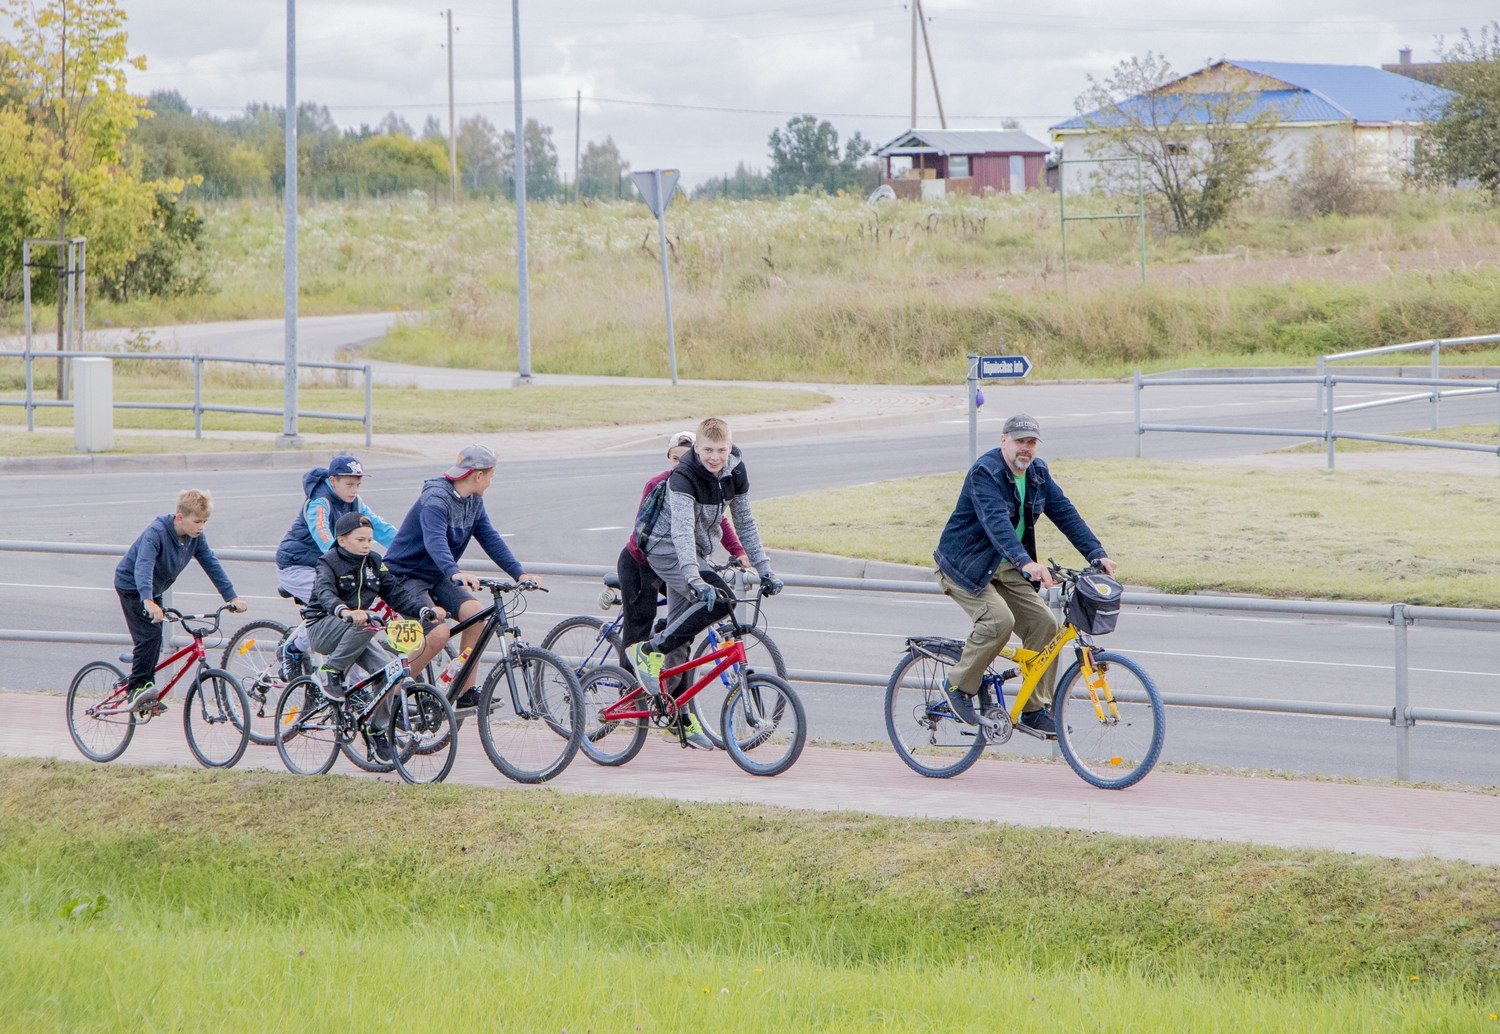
[114,514,238,601]
[275,467,396,568]
[933,453,1106,596]
[384,476,523,586]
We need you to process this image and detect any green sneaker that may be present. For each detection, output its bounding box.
[625,642,666,695]
[127,681,157,714]
[681,712,714,751]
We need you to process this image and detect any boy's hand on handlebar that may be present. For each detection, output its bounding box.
[228,598,248,613]
[452,571,483,592]
[346,609,369,624]
[419,606,446,622]
[695,583,718,610]
[734,555,753,569]
[1021,561,1057,588]
[518,572,544,588]
[143,600,165,623]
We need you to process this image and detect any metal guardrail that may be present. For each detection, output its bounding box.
[1321,333,1500,430]
[1133,370,1500,470]
[4,539,1499,782]
[0,349,374,446]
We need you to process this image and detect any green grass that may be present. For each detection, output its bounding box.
[0,369,828,438]
[8,191,1500,385]
[3,759,1500,1032]
[755,458,1500,607]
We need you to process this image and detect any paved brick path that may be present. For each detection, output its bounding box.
[10,689,1499,864]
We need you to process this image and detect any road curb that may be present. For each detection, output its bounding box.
[602,401,965,454]
[766,548,935,582]
[0,448,413,476]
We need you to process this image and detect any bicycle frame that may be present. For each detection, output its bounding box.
[443,583,541,718]
[94,636,208,718]
[599,638,748,723]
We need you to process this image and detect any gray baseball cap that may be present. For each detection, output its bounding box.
[445,443,498,479]
[1002,413,1042,439]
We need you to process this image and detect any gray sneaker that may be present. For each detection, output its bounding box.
[625,642,666,696]
[941,679,982,726]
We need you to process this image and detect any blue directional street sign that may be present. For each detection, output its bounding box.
[977,354,1031,380]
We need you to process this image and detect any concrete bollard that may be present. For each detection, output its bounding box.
[73,357,113,453]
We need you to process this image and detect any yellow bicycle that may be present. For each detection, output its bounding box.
[885,561,1165,789]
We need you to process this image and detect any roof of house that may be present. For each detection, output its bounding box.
[875,128,1051,157]
[1051,60,1453,133]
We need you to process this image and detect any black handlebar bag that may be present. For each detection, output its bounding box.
[1067,572,1122,635]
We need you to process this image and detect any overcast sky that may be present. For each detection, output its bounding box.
[121,0,1487,187]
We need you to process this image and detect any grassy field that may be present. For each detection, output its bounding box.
[754,458,1500,607]
[8,191,1500,385]
[0,368,827,439]
[4,759,1500,1032]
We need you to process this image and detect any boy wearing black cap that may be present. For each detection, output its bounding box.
[303,512,445,703]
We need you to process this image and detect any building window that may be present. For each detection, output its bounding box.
[948,155,969,178]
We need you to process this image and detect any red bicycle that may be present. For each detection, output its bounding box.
[67,604,251,769]
[580,635,805,776]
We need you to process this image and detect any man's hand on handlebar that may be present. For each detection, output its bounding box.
[1021,561,1057,588]
[1094,557,1118,577]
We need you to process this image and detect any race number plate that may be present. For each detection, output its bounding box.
[383,658,404,684]
[385,619,425,655]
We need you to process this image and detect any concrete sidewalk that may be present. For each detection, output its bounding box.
[10,690,1499,865]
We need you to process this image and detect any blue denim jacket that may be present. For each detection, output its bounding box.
[933,452,1106,595]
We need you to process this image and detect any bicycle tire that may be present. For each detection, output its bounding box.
[341,730,398,773]
[1054,650,1165,791]
[66,660,135,763]
[884,647,986,779]
[476,646,583,784]
[390,682,458,785]
[721,672,805,777]
[688,625,786,750]
[220,618,292,747]
[577,664,648,767]
[274,677,341,775]
[540,615,624,678]
[183,668,251,769]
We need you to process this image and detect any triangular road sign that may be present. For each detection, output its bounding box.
[631,169,680,218]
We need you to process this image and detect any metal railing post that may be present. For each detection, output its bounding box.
[1324,376,1335,470]
[1431,341,1441,430]
[193,356,203,439]
[364,364,373,447]
[1391,602,1412,781]
[1315,355,1325,419]
[966,353,979,467]
[22,240,33,432]
[1134,369,1143,458]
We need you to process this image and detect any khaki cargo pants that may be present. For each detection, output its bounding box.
[936,566,1058,710]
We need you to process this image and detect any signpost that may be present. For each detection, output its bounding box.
[631,169,681,385]
[967,351,1031,465]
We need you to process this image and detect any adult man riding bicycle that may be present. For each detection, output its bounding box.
[933,413,1117,737]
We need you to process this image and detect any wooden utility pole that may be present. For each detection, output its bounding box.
[573,89,581,203]
[446,9,458,204]
[909,1,917,127]
[914,0,947,129]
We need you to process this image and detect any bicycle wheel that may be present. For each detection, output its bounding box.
[66,661,135,763]
[340,730,397,773]
[274,677,341,776]
[577,664,648,766]
[721,672,805,776]
[884,648,986,779]
[220,619,292,747]
[1054,650,1166,791]
[540,615,624,679]
[688,626,786,750]
[389,682,458,785]
[477,646,583,783]
[183,668,251,769]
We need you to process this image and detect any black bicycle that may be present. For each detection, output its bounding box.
[274,612,458,785]
[439,578,585,784]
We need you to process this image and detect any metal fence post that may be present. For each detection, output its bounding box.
[967,353,979,467]
[1391,602,1412,781]
[22,240,33,432]
[364,364,373,447]
[1134,369,1143,458]
[1315,355,1325,419]
[1431,341,1441,431]
[1324,376,1335,470]
[193,356,203,439]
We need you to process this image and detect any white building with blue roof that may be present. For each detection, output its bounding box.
[1050,60,1454,193]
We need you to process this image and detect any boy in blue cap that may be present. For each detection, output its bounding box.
[114,489,247,712]
[274,455,397,677]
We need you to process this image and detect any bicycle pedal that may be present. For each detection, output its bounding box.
[1013,722,1051,741]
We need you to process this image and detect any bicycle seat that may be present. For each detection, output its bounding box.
[602,574,621,589]
[277,587,308,606]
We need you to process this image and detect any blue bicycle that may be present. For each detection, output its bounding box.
[539,564,786,751]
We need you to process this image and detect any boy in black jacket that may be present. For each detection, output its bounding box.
[304,513,447,701]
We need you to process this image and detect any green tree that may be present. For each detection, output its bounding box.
[767,115,871,194]
[1416,23,1500,196]
[577,136,629,199]
[0,0,159,328]
[1075,54,1278,233]
[498,118,560,200]
[457,114,501,194]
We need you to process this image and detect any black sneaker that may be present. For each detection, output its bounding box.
[1018,707,1057,738]
[279,643,306,683]
[318,667,346,702]
[940,679,982,726]
[454,688,481,711]
[367,730,394,764]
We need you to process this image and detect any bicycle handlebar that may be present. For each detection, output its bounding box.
[479,577,547,594]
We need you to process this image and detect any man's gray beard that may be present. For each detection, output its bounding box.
[1012,455,1033,472]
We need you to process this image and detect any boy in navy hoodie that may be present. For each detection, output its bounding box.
[114,489,246,711]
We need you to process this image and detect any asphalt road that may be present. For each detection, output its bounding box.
[5,378,1498,786]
